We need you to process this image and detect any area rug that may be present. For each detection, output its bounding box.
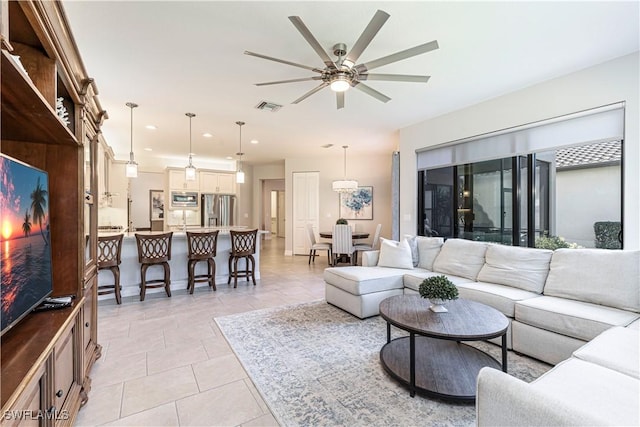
[215,301,550,427]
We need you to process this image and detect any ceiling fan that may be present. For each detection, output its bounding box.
[245,10,439,109]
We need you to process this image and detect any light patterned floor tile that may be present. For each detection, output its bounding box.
[75,382,123,426]
[120,366,199,417]
[192,353,247,392]
[176,381,264,426]
[102,402,178,426]
[90,352,147,390]
[146,342,208,375]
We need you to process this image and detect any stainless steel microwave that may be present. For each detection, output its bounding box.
[170,191,199,208]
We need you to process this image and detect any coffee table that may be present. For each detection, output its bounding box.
[379,295,508,401]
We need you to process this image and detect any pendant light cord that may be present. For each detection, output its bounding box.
[342,145,348,178]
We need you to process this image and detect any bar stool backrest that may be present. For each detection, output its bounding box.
[187,230,219,260]
[135,232,173,263]
[230,229,258,257]
[98,234,124,269]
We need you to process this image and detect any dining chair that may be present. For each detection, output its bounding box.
[135,232,173,301]
[186,230,219,294]
[331,224,355,266]
[97,234,124,304]
[354,223,382,261]
[306,223,332,265]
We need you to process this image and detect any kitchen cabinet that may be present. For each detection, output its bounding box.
[1,0,102,423]
[200,171,236,194]
[168,168,199,191]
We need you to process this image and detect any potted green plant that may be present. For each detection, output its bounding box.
[418,275,459,312]
[336,218,348,225]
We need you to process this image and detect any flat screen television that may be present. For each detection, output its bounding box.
[1,154,53,336]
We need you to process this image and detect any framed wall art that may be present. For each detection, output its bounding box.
[149,189,164,221]
[339,186,373,220]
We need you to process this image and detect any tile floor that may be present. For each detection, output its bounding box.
[75,237,327,426]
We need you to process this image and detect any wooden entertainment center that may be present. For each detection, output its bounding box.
[1,1,103,424]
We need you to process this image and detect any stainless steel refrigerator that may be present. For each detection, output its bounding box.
[201,194,237,227]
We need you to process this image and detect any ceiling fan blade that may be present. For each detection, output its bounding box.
[288,16,337,69]
[359,73,430,83]
[353,82,391,103]
[356,40,439,73]
[343,10,390,68]
[292,82,329,104]
[336,92,345,110]
[244,51,322,72]
[255,76,323,86]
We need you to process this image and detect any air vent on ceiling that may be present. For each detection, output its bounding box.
[255,101,283,112]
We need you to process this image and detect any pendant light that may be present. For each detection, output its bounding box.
[235,121,245,184]
[332,145,358,192]
[125,102,139,178]
[185,112,196,181]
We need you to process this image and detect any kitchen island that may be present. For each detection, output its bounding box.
[97,228,267,301]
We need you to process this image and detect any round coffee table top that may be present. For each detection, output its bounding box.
[379,295,508,341]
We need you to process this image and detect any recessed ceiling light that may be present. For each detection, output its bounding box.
[226,156,233,160]
[145,125,157,130]
[144,148,153,152]
[203,132,213,138]
[251,139,259,144]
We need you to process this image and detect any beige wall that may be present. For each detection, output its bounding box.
[399,53,639,249]
[283,153,394,256]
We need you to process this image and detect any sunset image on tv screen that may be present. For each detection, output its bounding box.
[1,155,53,334]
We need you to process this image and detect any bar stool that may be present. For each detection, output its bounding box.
[186,230,219,294]
[135,232,173,301]
[228,229,258,288]
[97,234,124,304]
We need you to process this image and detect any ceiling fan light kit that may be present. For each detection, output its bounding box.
[245,9,438,109]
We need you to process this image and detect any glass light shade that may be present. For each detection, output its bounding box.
[125,160,138,178]
[330,78,350,92]
[185,164,196,181]
[236,170,245,184]
[332,179,358,193]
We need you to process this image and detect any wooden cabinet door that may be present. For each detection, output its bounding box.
[216,173,236,194]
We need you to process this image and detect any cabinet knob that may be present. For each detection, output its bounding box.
[56,389,64,398]
[85,322,90,328]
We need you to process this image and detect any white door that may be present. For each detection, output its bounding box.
[292,172,319,255]
[277,191,285,237]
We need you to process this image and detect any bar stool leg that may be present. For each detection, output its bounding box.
[208,258,217,290]
[187,259,195,294]
[233,257,240,288]
[140,264,148,301]
[163,263,171,297]
[249,255,256,286]
[112,266,122,305]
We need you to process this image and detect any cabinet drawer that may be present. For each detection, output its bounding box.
[54,328,74,410]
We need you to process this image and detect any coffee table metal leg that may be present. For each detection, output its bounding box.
[502,333,508,372]
[410,332,416,397]
[386,322,391,343]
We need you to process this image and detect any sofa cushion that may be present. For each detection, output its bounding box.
[573,326,639,379]
[416,236,444,270]
[432,239,488,280]
[377,238,414,270]
[530,358,640,427]
[323,266,405,296]
[544,248,640,312]
[515,295,640,341]
[402,270,474,293]
[477,245,552,293]
[457,282,541,317]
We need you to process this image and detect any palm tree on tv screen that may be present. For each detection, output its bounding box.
[22,210,32,237]
[30,177,48,244]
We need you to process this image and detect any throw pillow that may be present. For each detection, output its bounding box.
[404,234,419,267]
[377,237,414,270]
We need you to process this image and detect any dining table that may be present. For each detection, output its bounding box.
[319,231,370,239]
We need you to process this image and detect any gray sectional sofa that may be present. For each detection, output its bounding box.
[323,237,640,425]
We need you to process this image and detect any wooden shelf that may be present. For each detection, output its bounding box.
[0,51,78,146]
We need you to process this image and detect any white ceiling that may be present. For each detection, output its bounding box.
[62,1,639,170]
